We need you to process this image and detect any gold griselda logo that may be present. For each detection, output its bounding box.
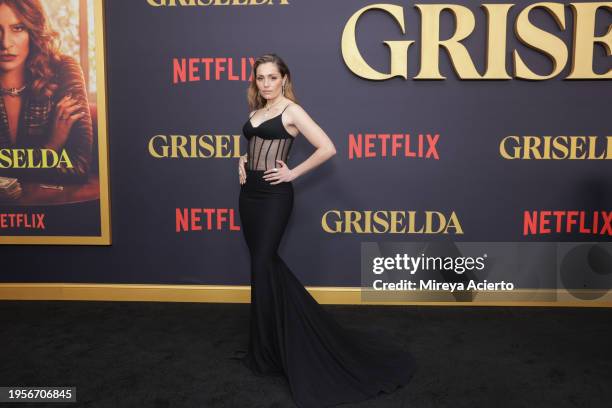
[0,149,73,169]
[500,136,612,159]
[341,3,611,80]
[148,134,241,158]
[321,210,463,234]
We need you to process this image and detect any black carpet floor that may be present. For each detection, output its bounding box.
[0,301,611,407]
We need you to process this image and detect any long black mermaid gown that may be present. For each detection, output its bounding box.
[236,103,417,407]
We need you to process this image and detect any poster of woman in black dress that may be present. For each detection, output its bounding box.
[0,0,110,244]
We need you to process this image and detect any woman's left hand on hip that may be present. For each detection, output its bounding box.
[263,160,295,184]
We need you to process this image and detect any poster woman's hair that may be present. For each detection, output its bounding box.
[247,53,298,111]
[0,0,63,98]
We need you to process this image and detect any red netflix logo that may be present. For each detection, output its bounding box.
[523,210,612,236]
[176,208,240,232]
[348,133,439,159]
[173,57,254,84]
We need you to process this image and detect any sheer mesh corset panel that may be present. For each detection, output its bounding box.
[242,103,295,171]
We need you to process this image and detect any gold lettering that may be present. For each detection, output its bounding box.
[346,210,363,233]
[567,2,612,79]
[482,4,514,79]
[340,2,609,80]
[342,4,413,80]
[445,211,464,234]
[425,211,444,233]
[569,136,586,159]
[321,210,341,233]
[500,135,612,159]
[552,136,569,159]
[171,135,190,158]
[373,210,389,233]
[321,210,463,234]
[148,134,241,158]
[149,135,168,158]
[0,149,73,168]
[500,136,519,159]
[58,149,73,168]
[514,2,568,80]
[389,210,404,233]
[198,135,215,158]
[588,135,605,159]
[523,136,542,159]
[407,210,423,233]
[415,4,481,79]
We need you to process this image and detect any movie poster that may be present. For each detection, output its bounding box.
[0,0,110,245]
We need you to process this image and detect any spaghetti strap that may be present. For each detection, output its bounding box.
[248,110,257,119]
[280,103,293,114]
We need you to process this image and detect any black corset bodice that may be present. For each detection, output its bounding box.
[242,104,295,171]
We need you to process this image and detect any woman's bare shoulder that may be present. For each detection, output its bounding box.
[284,102,305,116]
[285,103,310,122]
[285,101,302,110]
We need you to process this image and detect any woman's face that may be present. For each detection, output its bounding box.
[0,4,29,74]
[255,62,285,100]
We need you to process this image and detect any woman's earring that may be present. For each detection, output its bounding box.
[282,83,285,96]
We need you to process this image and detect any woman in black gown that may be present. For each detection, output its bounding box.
[236,54,417,407]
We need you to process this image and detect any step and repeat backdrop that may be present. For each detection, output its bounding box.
[1,0,611,304]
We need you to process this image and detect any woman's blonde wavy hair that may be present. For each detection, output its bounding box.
[247,53,298,111]
[0,0,63,99]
